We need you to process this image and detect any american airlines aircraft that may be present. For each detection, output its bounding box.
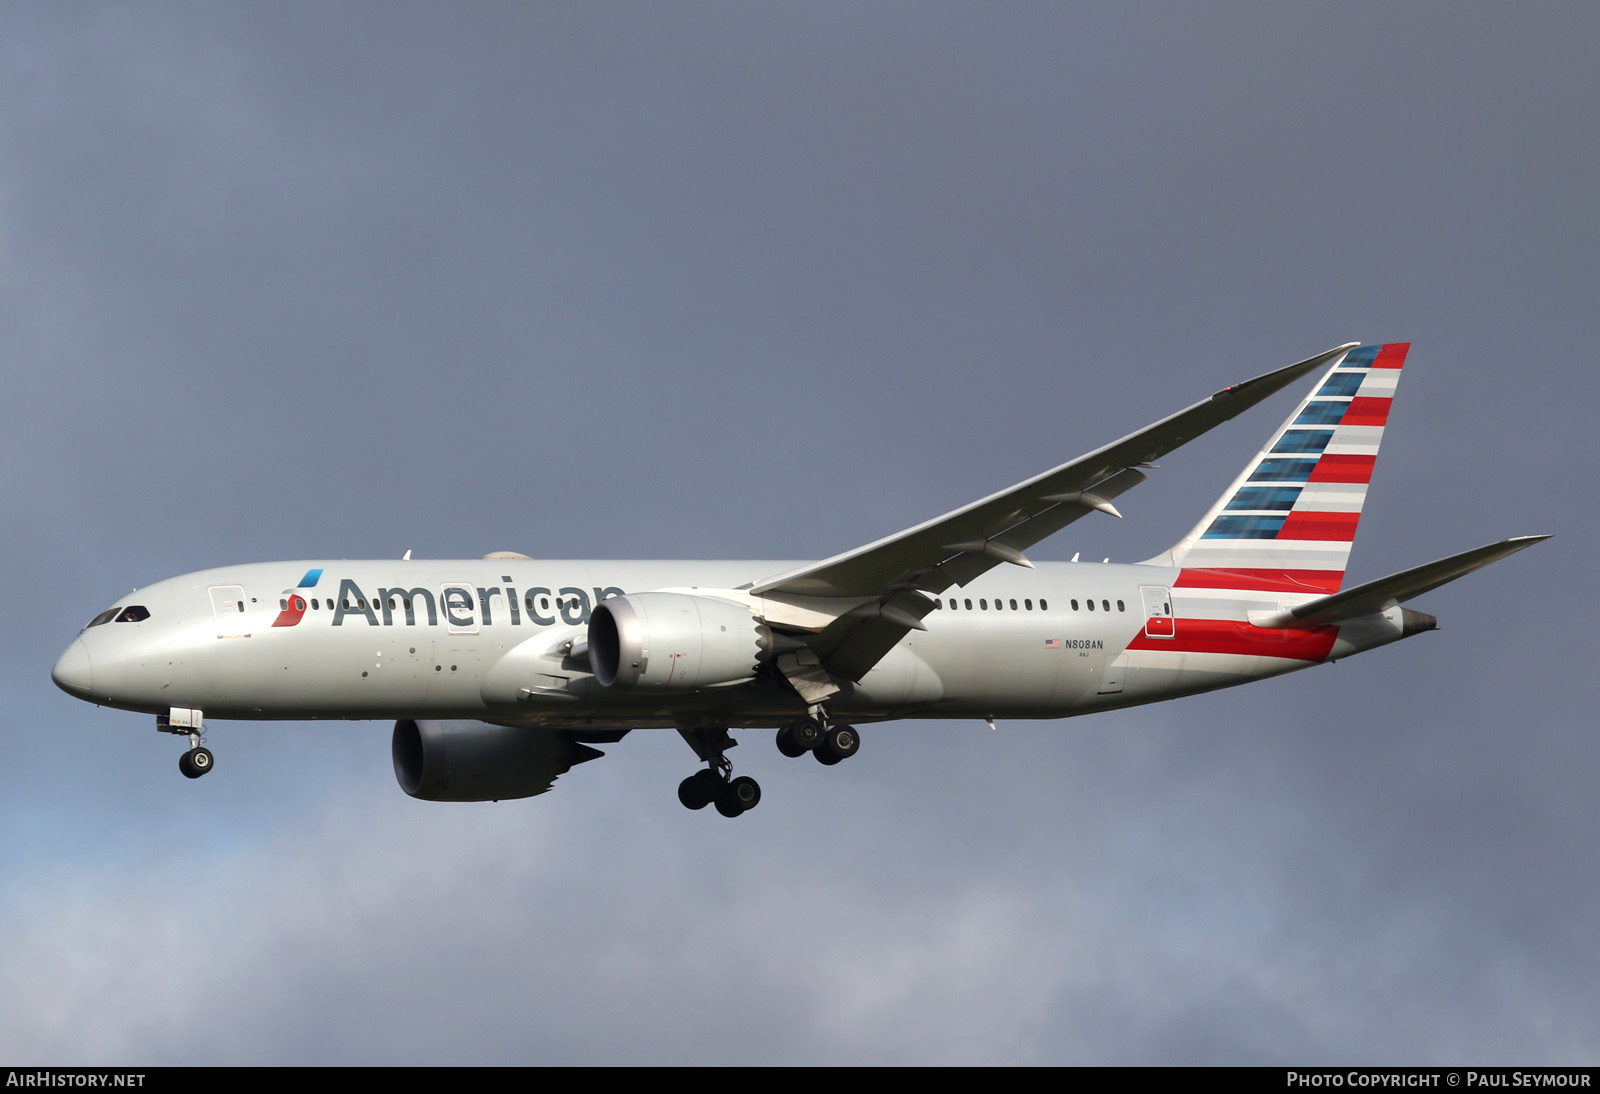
[52,343,1545,817]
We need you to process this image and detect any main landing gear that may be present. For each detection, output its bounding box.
[674,712,860,818]
[677,766,762,817]
[775,714,860,766]
[676,726,761,818]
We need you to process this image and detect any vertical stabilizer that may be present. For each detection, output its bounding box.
[1157,343,1409,593]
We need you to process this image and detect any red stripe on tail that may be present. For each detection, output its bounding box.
[1309,454,1375,483]
[1341,397,1392,427]
[1278,510,1361,542]
[1372,343,1409,369]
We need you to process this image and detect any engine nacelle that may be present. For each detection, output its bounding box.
[588,591,766,690]
[391,719,602,802]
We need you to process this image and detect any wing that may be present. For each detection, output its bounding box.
[750,344,1358,681]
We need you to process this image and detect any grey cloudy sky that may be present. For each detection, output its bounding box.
[2,2,1596,1064]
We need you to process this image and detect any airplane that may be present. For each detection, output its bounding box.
[52,343,1546,817]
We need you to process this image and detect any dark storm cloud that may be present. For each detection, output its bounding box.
[1,2,1594,1064]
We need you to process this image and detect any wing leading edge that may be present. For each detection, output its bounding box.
[752,343,1359,681]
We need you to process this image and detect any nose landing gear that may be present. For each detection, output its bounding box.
[158,709,214,779]
[178,745,214,779]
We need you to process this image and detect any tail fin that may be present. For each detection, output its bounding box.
[1159,342,1409,593]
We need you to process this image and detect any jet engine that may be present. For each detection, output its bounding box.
[391,718,604,802]
[588,591,768,690]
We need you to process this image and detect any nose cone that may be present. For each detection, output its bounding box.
[52,638,94,696]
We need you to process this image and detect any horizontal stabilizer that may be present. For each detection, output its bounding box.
[1249,535,1550,629]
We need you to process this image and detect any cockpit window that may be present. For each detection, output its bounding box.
[114,605,150,623]
[86,608,120,628]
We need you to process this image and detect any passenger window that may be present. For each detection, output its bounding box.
[1070,599,1078,611]
[980,599,988,610]
[1039,599,1048,610]
[280,599,288,610]
[1102,600,1110,612]
[1117,600,1125,612]
[1025,599,1033,610]
[115,605,149,622]
[1010,599,1018,610]
[1087,600,1095,611]
[964,599,972,610]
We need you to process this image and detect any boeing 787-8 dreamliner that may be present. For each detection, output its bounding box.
[53,343,1545,817]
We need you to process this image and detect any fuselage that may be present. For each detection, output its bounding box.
[52,557,1402,731]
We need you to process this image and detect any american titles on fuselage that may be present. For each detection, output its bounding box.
[274,577,627,630]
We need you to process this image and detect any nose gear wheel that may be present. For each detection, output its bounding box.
[178,745,214,779]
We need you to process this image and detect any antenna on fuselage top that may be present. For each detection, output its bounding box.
[402,550,412,561]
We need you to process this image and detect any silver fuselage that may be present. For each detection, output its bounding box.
[54,557,1379,731]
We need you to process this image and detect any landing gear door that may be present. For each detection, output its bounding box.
[209,585,250,638]
[1141,585,1175,639]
